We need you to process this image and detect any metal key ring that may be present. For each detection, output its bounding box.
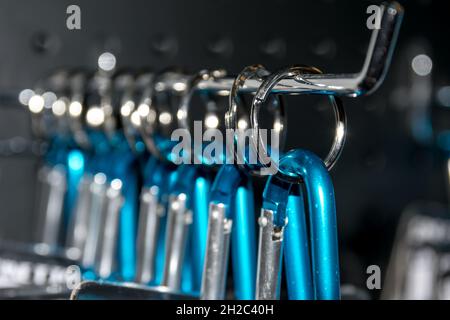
[103,71,135,142]
[120,72,153,155]
[225,64,286,176]
[138,68,186,163]
[177,69,227,165]
[250,65,347,182]
[67,71,95,151]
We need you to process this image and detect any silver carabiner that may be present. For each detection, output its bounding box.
[81,172,108,269]
[135,185,163,284]
[35,164,67,248]
[66,174,92,259]
[161,192,192,289]
[95,179,125,279]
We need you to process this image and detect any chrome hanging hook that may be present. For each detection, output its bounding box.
[149,2,403,98]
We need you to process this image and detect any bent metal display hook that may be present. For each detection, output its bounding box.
[154,1,404,97]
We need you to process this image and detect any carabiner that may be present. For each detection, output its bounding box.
[70,70,141,282]
[32,71,82,249]
[94,177,125,280]
[201,165,257,300]
[201,65,284,300]
[256,149,340,300]
[159,69,230,294]
[162,164,211,293]
[109,142,140,281]
[136,157,177,285]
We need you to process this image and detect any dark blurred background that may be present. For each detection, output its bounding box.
[0,0,448,296]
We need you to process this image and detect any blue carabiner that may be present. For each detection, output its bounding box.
[72,107,139,280]
[201,164,257,300]
[256,149,340,300]
[190,168,212,292]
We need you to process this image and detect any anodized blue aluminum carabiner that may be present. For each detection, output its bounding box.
[73,130,111,280]
[190,168,211,292]
[140,128,211,294]
[201,164,257,300]
[256,148,340,300]
[77,134,139,282]
[155,70,229,295]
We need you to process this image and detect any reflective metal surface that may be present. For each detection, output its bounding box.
[161,193,192,290]
[95,179,124,279]
[35,165,67,247]
[201,203,231,300]
[135,186,163,284]
[255,209,284,300]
